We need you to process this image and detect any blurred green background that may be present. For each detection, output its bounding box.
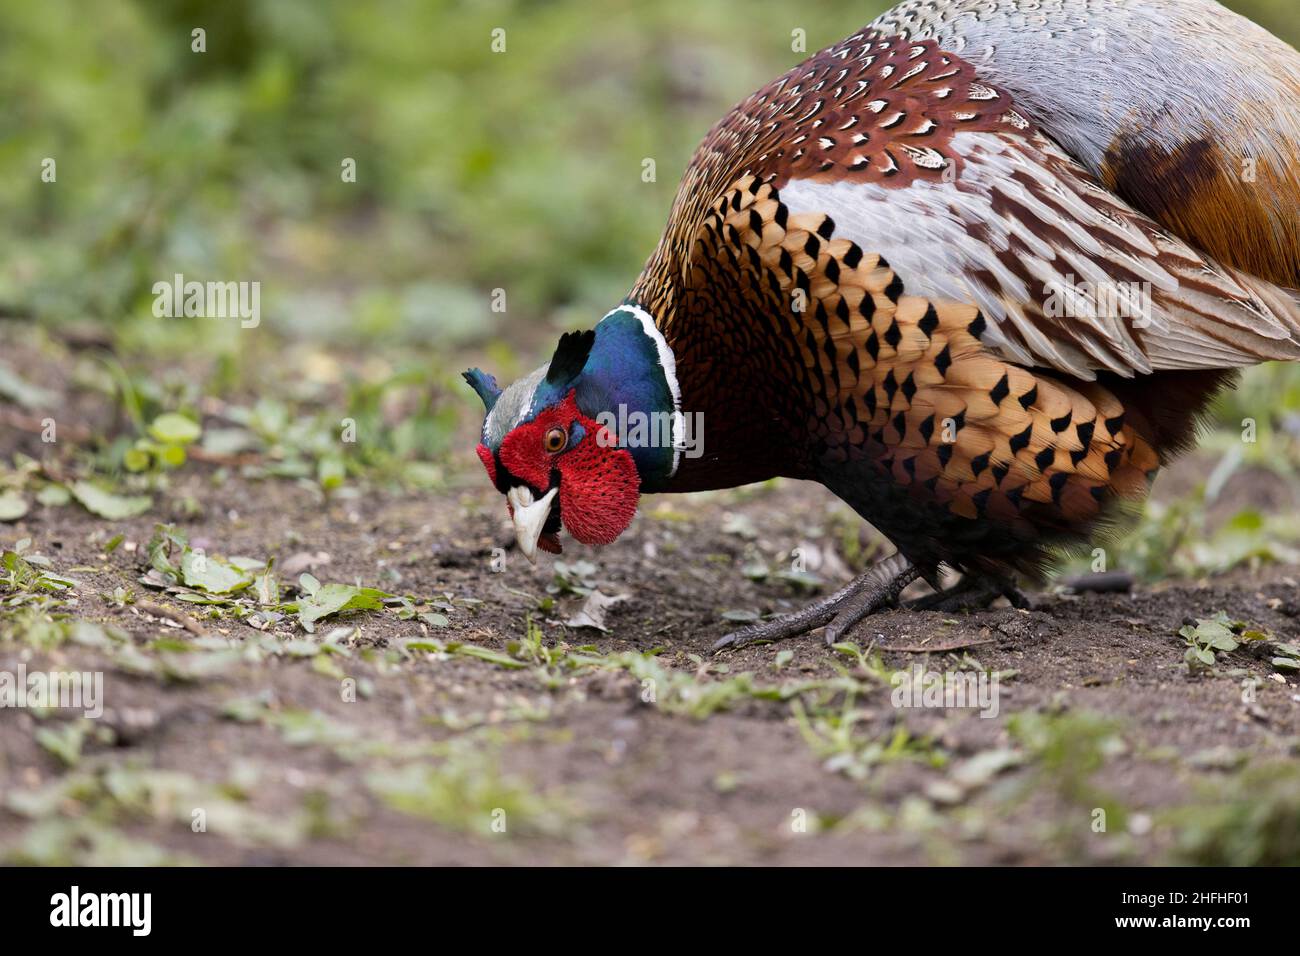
[2,0,1294,346]
[1,0,1298,512]
[2,0,892,356]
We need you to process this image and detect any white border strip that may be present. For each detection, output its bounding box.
[607,304,683,477]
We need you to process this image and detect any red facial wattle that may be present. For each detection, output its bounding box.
[490,391,641,552]
[555,428,639,546]
[475,443,498,484]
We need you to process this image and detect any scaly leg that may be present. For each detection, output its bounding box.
[712,553,919,651]
[905,573,1031,612]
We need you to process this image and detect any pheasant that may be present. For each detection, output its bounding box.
[465,0,1300,649]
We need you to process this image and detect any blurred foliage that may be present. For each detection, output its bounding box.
[1,0,1299,485]
[0,0,885,352]
[2,0,1295,331]
[1166,762,1300,866]
[1,0,1295,347]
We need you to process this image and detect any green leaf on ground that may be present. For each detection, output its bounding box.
[294,583,389,631]
[180,550,251,594]
[69,482,151,520]
[1180,619,1239,652]
[446,642,527,669]
[34,722,91,767]
[147,412,202,445]
[36,485,71,507]
[0,492,29,521]
[1180,616,1243,672]
[0,364,57,409]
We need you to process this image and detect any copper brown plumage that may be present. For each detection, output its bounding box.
[646,170,1162,578]
[468,0,1300,648]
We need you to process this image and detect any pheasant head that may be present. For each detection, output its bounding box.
[464,305,681,561]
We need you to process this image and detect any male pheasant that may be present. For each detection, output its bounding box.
[465,0,1300,649]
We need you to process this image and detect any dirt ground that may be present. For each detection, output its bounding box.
[3,339,1300,866]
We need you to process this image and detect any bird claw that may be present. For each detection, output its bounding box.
[713,553,918,651]
[904,575,1031,613]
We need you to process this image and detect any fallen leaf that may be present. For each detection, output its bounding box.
[564,590,629,631]
[281,551,331,576]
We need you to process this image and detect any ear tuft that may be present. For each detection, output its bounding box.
[545,330,596,388]
[462,368,502,411]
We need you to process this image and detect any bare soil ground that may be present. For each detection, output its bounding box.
[3,339,1299,866]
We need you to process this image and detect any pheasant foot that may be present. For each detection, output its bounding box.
[712,553,919,651]
[906,574,1030,612]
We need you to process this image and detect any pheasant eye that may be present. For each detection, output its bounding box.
[543,426,568,453]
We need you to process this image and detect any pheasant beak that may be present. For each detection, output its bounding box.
[507,485,559,564]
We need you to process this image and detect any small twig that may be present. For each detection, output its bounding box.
[879,637,997,653]
[0,407,92,443]
[134,601,210,637]
[186,446,262,466]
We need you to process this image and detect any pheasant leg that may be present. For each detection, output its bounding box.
[712,553,918,651]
